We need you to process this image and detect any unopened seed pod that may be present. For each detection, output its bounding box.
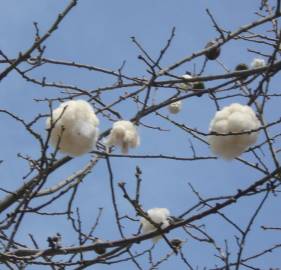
[193,81,205,90]
[171,238,184,249]
[193,81,205,97]
[235,63,249,80]
[205,41,221,60]
[93,238,106,255]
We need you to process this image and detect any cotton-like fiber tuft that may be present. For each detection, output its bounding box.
[250,58,266,69]
[140,208,170,243]
[104,120,140,154]
[208,103,260,159]
[46,100,99,156]
[178,74,193,91]
[168,100,182,114]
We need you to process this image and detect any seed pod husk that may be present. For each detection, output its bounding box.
[205,41,221,60]
[235,63,249,80]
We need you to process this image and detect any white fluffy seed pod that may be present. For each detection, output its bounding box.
[178,74,193,91]
[250,58,266,69]
[208,103,261,160]
[168,100,182,114]
[105,120,140,154]
[46,100,99,156]
[140,208,171,243]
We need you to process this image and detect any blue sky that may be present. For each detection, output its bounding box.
[0,0,280,269]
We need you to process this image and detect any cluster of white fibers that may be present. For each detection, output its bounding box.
[208,103,261,160]
[250,58,266,69]
[105,120,140,154]
[140,208,171,243]
[46,100,99,156]
[168,100,182,114]
[178,74,193,91]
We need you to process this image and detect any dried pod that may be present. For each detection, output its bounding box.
[171,238,184,249]
[94,246,106,255]
[47,233,62,249]
[235,63,249,80]
[93,238,107,255]
[205,41,221,60]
